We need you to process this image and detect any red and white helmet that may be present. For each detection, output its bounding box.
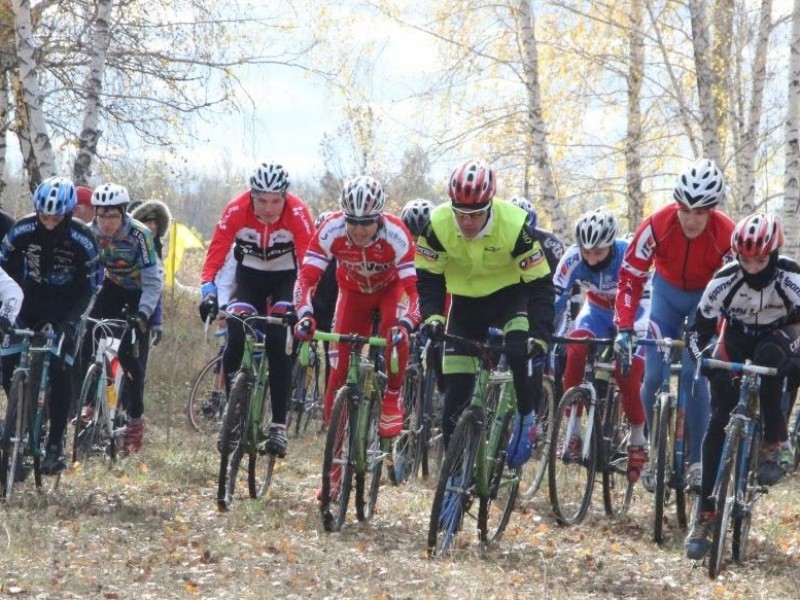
[673,158,725,209]
[731,212,783,258]
[340,176,385,218]
[249,162,289,193]
[448,160,496,207]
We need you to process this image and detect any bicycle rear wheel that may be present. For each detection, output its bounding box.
[72,364,104,464]
[732,423,761,562]
[652,394,674,543]
[709,417,743,579]
[0,372,27,500]
[427,406,481,558]
[478,400,519,544]
[390,365,421,485]
[299,357,321,435]
[357,391,384,521]
[217,371,250,511]
[548,388,595,525]
[519,375,555,500]
[321,386,355,532]
[601,389,634,517]
[187,354,226,434]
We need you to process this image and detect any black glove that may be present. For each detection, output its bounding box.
[420,318,445,343]
[127,311,148,334]
[0,316,12,336]
[686,330,710,363]
[151,325,163,346]
[198,296,219,323]
[504,330,529,363]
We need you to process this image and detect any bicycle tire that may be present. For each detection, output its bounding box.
[427,406,481,558]
[548,388,595,526]
[28,354,59,494]
[217,371,250,511]
[791,402,800,472]
[652,394,672,543]
[357,391,384,521]
[0,372,27,500]
[478,397,519,544]
[732,422,761,562]
[321,385,355,532]
[709,417,743,579]
[72,364,103,464]
[299,358,322,435]
[187,354,226,434]
[519,376,555,500]
[389,365,421,485]
[601,389,634,518]
[248,385,273,499]
[420,362,441,480]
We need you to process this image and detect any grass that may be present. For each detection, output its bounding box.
[0,293,799,598]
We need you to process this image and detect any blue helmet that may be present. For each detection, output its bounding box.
[510,196,538,230]
[33,176,77,216]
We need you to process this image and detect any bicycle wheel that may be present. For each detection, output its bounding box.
[28,355,59,494]
[357,391,384,521]
[790,402,800,472]
[248,387,274,499]
[321,386,356,532]
[519,375,555,500]
[548,388,596,525]
[72,364,103,464]
[389,365,421,485]
[478,396,520,544]
[187,354,226,434]
[216,371,250,511]
[420,363,441,480]
[0,372,27,500]
[732,423,761,562]
[427,406,481,558]
[602,389,634,517]
[709,417,743,579]
[652,393,674,543]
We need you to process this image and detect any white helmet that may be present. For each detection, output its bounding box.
[249,162,289,193]
[673,158,725,209]
[340,176,385,218]
[91,183,130,208]
[400,199,434,236]
[575,208,617,249]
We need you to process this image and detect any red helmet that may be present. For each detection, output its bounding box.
[731,212,783,258]
[448,160,496,207]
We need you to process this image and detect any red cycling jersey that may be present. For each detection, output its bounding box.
[293,212,420,329]
[201,191,313,283]
[615,203,735,329]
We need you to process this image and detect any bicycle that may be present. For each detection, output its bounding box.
[0,326,65,500]
[390,333,444,484]
[72,317,136,465]
[698,357,776,579]
[187,324,228,434]
[636,337,692,544]
[781,376,800,472]
[426,328,523,558]
[547,337,634,526]
[286,338,322,437]
[216,308,295,511]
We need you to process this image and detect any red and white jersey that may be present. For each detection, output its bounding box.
[294,212,420,327]
[201,191,313,282]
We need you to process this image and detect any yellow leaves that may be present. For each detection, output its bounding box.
[185,582,198,593]
[138,463,149,475]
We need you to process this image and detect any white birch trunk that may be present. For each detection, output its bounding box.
[626,0,644,231]
[689,0,723,168]
[73,0,113,185]
[783,0,800,260]
[12,0,54,180]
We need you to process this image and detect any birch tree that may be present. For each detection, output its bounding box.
[689,0,723,168]
[625,0,644,229]
[784,0,800,260]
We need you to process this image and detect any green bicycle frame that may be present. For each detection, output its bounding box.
[240,328,269,454]
[28,332,60,456]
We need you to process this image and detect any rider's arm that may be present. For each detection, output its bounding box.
[511,225,555,345]
[293,229,329,317]
[64,223,100,325]
[200,194,243,285]
[135,226,164,320]
[0,265,22,325]
[286,195,315,265]
[551,244,582,319]
[614,220,656,330]
[414,225,447,319]
[394,223,421,330]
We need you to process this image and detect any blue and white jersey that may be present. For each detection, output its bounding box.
[553,239,628,319]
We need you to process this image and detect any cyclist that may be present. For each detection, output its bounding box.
[415,160,554,469]
[294,176,419,437]
[0,177,85,474]
[553,209,647,481]
[77,183,163,453]
[400,199,435,239]
[614,158,735,490]
[199,162,313,458]
[684,213,800,559]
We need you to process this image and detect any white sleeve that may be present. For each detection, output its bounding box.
[0,267,23,324]
[214,245,237,307]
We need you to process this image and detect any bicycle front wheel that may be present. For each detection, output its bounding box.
[321,386,356,532]
[356,391,384,521]
[389,365,421,485]
[478,400,519,544]
[709,417,743,579]
[217,371,250,511]
[732,422,761,562]
[601,389,634,517]
[427,406,481,558]
[28,355,59,495]
[0,372,27,500]
[548,388,595,525]
[187,354,226,435]
[652,394,674,543]
[519,375,555,500]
